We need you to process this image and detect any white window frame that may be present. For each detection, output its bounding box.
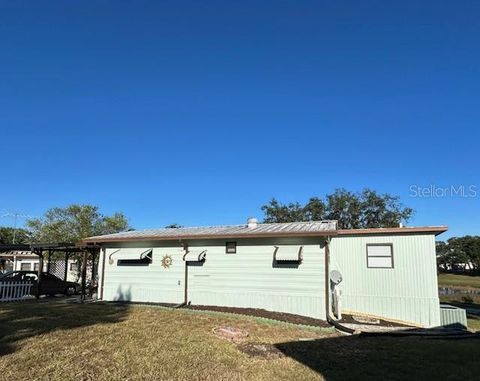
[366,243,394,269]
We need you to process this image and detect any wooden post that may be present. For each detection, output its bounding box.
[91,251,96,282]
[90,251,97,297]
[46,250,51,274]
[81,250,88,302]
[63,251,69,281]
[100,248,106,300]
[37,251,43,299]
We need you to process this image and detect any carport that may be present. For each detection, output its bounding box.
[0,243,100,301]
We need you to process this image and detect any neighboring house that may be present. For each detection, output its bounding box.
[0,251,41,272]
[438,261,475,273]
[0,250,80,282]
[84,219,447,328]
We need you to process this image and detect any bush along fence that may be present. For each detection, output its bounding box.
[0,281,33,302]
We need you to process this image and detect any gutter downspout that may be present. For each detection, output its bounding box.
[325,236,356,335]
[174,243,188,308]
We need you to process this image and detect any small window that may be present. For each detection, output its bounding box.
[69,262,77,271]
[367,244,393,268]
[226,242,237,254]
[20,263,31,271]
[34,263,39,271]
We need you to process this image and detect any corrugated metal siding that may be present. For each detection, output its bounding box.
[330,234,441,327]
[102,246,185,304]
[188,242,325,319]
[100,238,326,319]
[440,305,467,328]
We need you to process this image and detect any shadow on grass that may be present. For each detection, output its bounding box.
[275,334,480,381]
[0,300,129,357]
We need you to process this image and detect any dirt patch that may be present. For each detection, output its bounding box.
[352,315,380,325]
[237,342,285,359]
[213,326,249,343]
[340,314,412,327]
[185,305,331,328]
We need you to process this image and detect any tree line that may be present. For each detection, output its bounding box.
[1,190,478,276]
[437,236,480,274]
[262,188,414,229]
[1,188,414,245]
[0,205,130,244]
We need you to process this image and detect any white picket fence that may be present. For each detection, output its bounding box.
[0,281,33,302]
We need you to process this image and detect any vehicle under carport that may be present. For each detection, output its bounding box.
[0,243,100,301]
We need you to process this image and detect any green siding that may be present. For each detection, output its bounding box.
[188,241,326,319]
[99,238,326,319]
[101,246,185,304]
[329,234,440,327]
[98,233,441,327]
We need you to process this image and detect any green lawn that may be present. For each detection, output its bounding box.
[1,302,480,380]
[468,316,480,331]
[438,272,480,331]
[438,273,480,288]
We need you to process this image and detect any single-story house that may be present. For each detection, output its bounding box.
[84,219,447,328]
[0,250,42,272]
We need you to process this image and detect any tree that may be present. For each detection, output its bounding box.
[261,199,306,223]
[26,204,130,243]
[358,189,414,229]
[324,189,362,229]
[261,188,414,229]
[303,197,327,221]
[436,241,450,270]
[449,236,480,272]
[436,236,480,273]
[25,205,131,281]
[0,226,31,244]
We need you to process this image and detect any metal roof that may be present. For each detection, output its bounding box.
[84,220,339,243]
[337,226,448,236]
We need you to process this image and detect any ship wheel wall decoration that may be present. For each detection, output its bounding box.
[161,255,173,268]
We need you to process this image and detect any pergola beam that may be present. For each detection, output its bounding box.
[0,243,101,254]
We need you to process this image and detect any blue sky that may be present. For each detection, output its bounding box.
[1,1,478,239]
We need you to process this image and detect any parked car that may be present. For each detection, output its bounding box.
[0,271,80,296]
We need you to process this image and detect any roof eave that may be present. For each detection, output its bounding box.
[83,230,339,244]
[337,226,448,236]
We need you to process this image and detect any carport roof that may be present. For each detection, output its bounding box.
[83,220,339,243]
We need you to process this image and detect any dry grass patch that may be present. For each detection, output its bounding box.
[1,302,479,381]
[438,273,480,288]
[0,302,332,381]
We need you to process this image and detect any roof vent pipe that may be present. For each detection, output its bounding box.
[247,217,258,229]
